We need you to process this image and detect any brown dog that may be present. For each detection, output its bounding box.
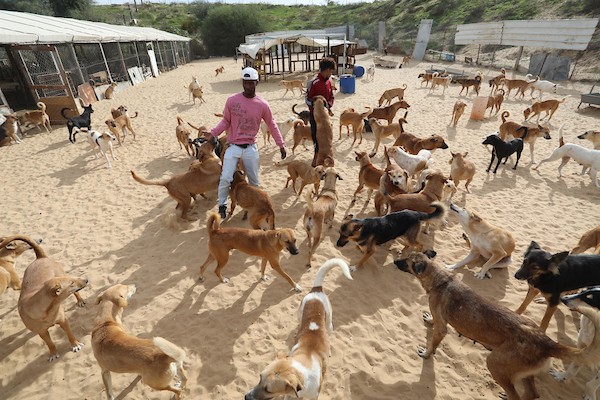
[303,167,343,267]
[498,111,551,164]
[175,116,194,157]
[339,107,372,144]
[395,251,600,400]
[0,236,87,362]
[110,105,138,120]
[384,172,447,214]
[572,225,600,254]
[273,159,324,196]
[215,65,224,76]
[578,130,600,150]
[0,237,41,296]
[188,76,205,104]
[523,96,569,122]
[488,68,506,92]
[455,72,482,96]
[393,129,448,155]
[104,82,117,99]
[290,120,313,154]
[352,150,384,203]
[0,113,21,146]
[368,117,401,157]
[448,152,476,193]
[378,84,408,106]
[500,77,529,98]
[199,212,301,291]
[105,111,138,144]
[312,95,334,167]
[429,73,453,94]
[485,89,505,116]
[130,145,221,219]
[22,102,52,132]
[450,100,467,127]
[92,284,187,400]
[229,170,276,229]
[402,55,411,65]
[279,79,306,96]
[374,150,410,216]
[369,100,410,125]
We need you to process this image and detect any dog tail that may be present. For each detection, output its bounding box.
[559,95,571,103]
[292,104,302,116]
[293,120,305,128]
[557,124,565,147]
[206,212,221,235]
[60,107,71,119]
[312,258,353,289]
[0,235,46,259]
[176,116,184,126]
[501,110,510,123]
[130,111,139,119]
[37,102,46,113]
[557,303,600,366]
[130,170,169,187]
[418,202,446,221]
[516,126,529,140]
[153,337,186,367]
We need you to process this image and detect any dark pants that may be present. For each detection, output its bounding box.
[310,111,318,164]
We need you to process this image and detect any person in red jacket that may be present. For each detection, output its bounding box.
[305,57,336,166]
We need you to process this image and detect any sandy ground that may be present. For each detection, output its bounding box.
[1,52,599,400]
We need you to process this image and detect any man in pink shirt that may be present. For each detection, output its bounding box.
[210,67,287,220]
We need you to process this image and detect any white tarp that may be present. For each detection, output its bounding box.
[455,18,599,51]
[239,32,352,59]
[0,10,190,44]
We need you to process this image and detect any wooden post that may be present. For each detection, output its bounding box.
[513,46,524,72]
[69,44,85,85]
[476,44,481,64]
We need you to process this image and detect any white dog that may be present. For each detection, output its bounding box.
[259,116,296,147]
[386,146,432,177]
[86,129,117,168]
[366,65,375,81]
[533,129,600,188]
[525,74,558,99]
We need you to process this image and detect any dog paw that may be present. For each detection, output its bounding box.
[261,274,271,282]
[499,392,508,400]
[416,346,431,358]
[549,369,569,381]
[76,300,86,307]
[444,264,458,271]
[48,353,60,362]
[293,284,302,293]
[422,312,433,324]
[534,297,547,305]
[349,265,357,273]
[71,342,84,353]
[475,270,491,279]
[198,275,205,282]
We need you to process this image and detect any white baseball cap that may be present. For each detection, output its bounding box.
[242,67,259,81]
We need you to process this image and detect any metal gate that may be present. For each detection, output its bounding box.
[11,44,80,124]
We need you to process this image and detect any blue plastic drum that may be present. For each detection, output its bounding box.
[353,65,365,78]
[340,74,356,94]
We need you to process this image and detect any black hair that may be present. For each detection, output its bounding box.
[319,57,336,72]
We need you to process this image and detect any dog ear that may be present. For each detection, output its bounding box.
[548,251,569,275]
[353,223,363,232]
[4,241,16,250]
[336,174,343,181]
[413,260,427,275]
[526,241,541,256]
[424,249,437,259]
[462,151,468,157]
[52,283,62,297]
[471,213,482,223]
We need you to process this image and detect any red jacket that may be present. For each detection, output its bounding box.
[306,73,334,112]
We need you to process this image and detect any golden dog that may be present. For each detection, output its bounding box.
[500,77,529,98]
[22,102,52,132]
[92,284,187,400]
[448,152,476,193]
[312,95,334,167]
[290,120,313,154]
[199,212,301,291]
[450,100,467,127]
[384,172,447,214]
[367,117,401,157]
[175,116,194,157]
[393,129,449,155]
[104,82,117,99]
[485,89,505,116]
[523,96,569,122]
[369,100,410,125]
[488,68,506,92]
[339,107,372,144]
[215,65,224,76]
[498,110,551,164]
[429,72,453,94]
[229,170,276,229]
[273,159,324,196]
[0,113,21,146]
[279,79,306,96]
[571,225,600,254]
[395,251,600,400]
[378,84,408,106]
[352,150,384,204]
[0,237,41,296]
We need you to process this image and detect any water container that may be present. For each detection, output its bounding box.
[339,74,356,94]
[470,96,488,120]
[353,65,365,78]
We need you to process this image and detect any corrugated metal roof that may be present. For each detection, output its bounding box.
[0,10,190,44]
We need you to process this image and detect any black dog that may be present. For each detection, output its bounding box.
[482,127,527,173]
[363,118,372,133]
[61,104,93,143]
[188,136,222,160]
[514,240,600,332]
[336,203,446,270]
[292,104,310,125]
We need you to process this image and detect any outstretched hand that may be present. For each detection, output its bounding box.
[280,147,287,160]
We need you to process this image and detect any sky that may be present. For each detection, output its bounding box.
[93,0,374,5]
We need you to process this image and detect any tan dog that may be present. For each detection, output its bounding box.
[0,236,87,361]
[279,79,306,96]
[369,100,410,124]
[104,82,117,99]
[367,117,401,157]
[488,68,506,92]
[366,65,375,81]
[374,150,410,216]
[523,96,569,122]
[418,72,434,87]
[578,130,600,149]
[130,145,221,219]
[273,159,324,196]
[448,152,476,193]
[245,258,352,400]
[352,150,384,203]
[22,102,52,132]
[229,170,276,229]
[402,55,411,65]
[175,116,194,157]
[260,116,295,147]
[110,105,138,120]
[572,225,600,254]
[290,120,313,153]
[450,100,467,127]
[378,84,408,106]
[105,111,138,143]
[395,251,600,400]
[0,113,21,145]
[500,77,529,98]
[92,284,187,400]
[215,65,224,76]
[0,237,41,296]
[429,72,453,94]
[455,72,482,96]
[188,76,201,102]
[338,107,372,144]
[445,204,515,279]
[498,111,551,164]
[199,212,301,291]
[485,88,505,116]
[312,96,334,167]
[393,130,449,155]
[303,167,343,267]
[384,172,447,214]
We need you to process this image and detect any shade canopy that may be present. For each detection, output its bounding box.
[239,30,353,59]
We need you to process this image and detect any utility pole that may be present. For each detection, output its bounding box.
[133,0,138,12]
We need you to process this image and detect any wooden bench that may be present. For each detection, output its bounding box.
[578,85,600,109]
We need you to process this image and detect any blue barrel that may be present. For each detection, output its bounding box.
[340,74,356,94]
[353,65,365,78]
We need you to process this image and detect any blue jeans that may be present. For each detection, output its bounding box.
[218,143,259,207]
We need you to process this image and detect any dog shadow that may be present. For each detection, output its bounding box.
[348,363,437,399]
[114,375,142,400]
[464,119,484,131]
[36,139,67,155]
[539,174,600,205]
[167,101,200,113]
[47,151,104,186]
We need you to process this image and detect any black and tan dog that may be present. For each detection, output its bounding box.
[482,132,526,173]
[336,203,445,271]
[199,212,301,291]
[395,251,600,400]
[61,104,93,143]
[514,241,600,332]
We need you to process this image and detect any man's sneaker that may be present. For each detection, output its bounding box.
[218,205,227,220]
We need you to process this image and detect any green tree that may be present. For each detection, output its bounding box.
[0,0,53,15]
[200,5,264,56]
[48,0,91,17]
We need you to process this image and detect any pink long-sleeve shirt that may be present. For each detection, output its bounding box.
[211,93,285,148]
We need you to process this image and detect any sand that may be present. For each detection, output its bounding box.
[1,52,599,400]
